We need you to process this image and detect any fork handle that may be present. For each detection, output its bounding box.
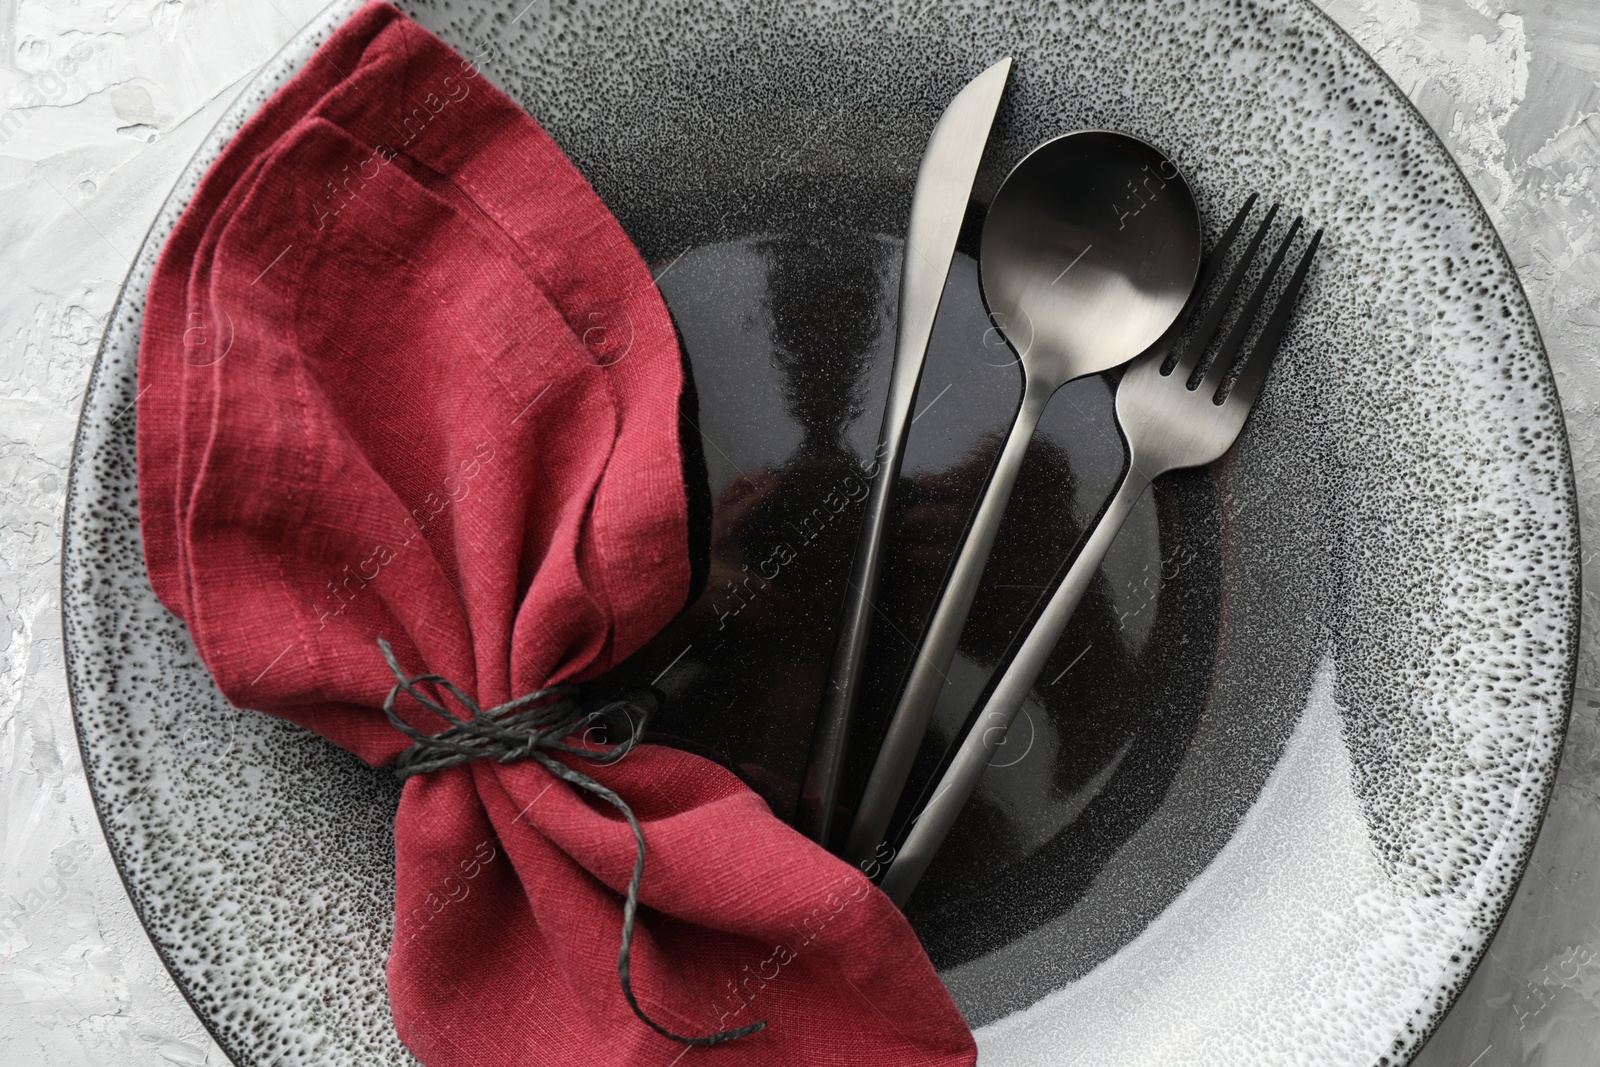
[879,465,1152,905]
[841,376,1054,867]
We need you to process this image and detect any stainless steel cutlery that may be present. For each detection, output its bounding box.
[793,59,1322,896]
[878,196,1323,903]
[842,131,1203,867]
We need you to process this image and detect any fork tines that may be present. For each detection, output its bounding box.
[1166,196,1323,410]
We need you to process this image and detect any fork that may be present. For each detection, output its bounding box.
[877,198,1323,904]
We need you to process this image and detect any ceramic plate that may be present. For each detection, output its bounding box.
[64,0,1581,1064]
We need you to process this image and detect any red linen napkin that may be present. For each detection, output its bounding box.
[135,4,976,1065]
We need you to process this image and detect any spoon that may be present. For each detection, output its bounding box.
[842,130,1202,868]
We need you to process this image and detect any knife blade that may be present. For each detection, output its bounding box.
[795,56,1013,848]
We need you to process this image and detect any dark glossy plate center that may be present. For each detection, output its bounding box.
[594,226,1293,1018]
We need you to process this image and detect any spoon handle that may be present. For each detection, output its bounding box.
[879,465,1151,904]
[842,376,1052,866]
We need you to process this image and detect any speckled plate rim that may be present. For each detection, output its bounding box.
[1234,8,1583,1055]
[59,0,1583,1064]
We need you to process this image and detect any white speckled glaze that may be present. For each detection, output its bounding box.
[61,1,1579,1066]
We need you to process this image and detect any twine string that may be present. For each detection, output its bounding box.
[376,638,766,1048]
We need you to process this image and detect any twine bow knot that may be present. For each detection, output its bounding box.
[376,638,766,1047]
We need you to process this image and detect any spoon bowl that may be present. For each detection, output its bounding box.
[980,129,1203,389]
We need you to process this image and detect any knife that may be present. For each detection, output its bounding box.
[795,56,1013,847]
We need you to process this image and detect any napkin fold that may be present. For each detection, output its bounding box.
[136,4,976,1064]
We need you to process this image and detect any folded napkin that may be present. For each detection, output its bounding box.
[136,4,975,1064]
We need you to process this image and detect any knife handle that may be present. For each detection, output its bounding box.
[795,378,914,846]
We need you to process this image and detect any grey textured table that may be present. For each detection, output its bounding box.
[0,1,1594,1063]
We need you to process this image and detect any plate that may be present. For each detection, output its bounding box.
[63,0,1581,1064]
